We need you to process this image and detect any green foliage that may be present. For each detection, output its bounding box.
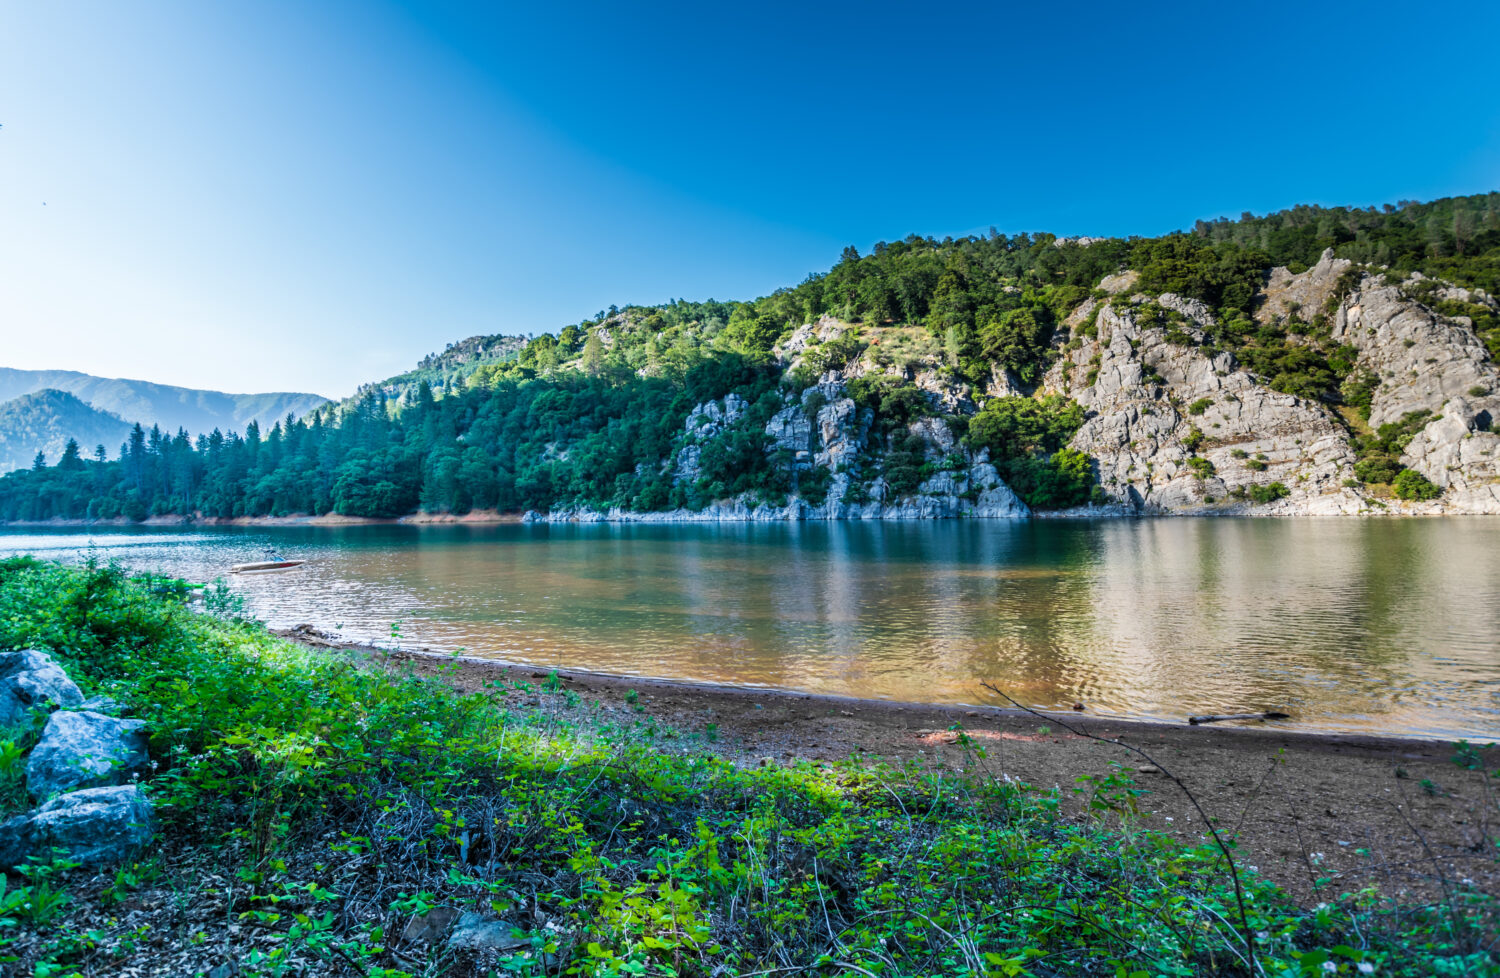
[976,305,1053,383]
[800,331,867,374]
[844,377,934,434]
[0,560,1489,975]
[964,397,1098,508]
[1246,482,1290,504]
[1340,369,1381,421]
[1393,468,1443,501]
[1187,397,1213,416]
[967,395,1085,460]
[1350,411,1438,492]
[1002,447,1102,509]
[1193,193,1500,294]
[1130,234,1271,319]
[719,312,787,360]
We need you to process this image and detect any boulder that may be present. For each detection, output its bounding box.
[0,814,33,868]
[0,785,153,869]
[447,912,529,951]
[401,906,462,944]
[76,695,124,715]
[27,711,150,800]
[0,650,84,727]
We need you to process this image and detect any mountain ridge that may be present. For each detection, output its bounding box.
[2,191,1498,521]
[0,368,330,438]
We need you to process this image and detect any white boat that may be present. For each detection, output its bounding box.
[230,559,306,573]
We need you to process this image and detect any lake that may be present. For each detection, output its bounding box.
[1,519,1496,741]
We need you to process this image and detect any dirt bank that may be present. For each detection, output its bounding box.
[398,508,524,524]
[278,630,1499,906]
[2,510,528,528]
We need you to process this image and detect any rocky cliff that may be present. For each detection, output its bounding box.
[1033,251,1500,514]
[529,381,1029,523]
[531,251,1500,522]
[1041,288,1366,514]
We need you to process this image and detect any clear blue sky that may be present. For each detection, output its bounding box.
[2,1,1497,397]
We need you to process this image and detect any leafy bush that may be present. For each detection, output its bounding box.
[967,395,1084,460]
[1351,410,1434,488]
[964,396,1100,509]
[1002,448,1102,509]
[1247,482,1290,504]
[1393,468,1443,500]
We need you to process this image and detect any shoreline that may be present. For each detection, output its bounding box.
[283,631,1499,905]
[292,634,1487,752]
[3,503,1493,529]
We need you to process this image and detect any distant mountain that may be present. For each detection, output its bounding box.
[0,390,135,474]
[0,368,329,439]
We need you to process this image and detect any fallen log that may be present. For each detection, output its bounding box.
[1188,711,1291,726]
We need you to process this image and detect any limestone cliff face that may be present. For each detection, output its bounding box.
[1040,250,1500,514]
[1042,295,1363,514]
[1327,261,1500,512]
[533,381,1028,523]
[530,251,1500,522]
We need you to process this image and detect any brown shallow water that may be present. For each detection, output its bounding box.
[2,518,1497,740]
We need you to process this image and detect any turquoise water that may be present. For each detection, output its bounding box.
[1,519,1497,740]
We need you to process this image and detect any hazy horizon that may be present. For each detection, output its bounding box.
[3,0,1497,397]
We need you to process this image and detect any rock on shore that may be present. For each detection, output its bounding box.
[0,649,155,869]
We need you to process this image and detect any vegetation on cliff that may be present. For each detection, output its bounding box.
[0,558,1494,975]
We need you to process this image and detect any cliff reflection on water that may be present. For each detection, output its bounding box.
[1,518,1496,739]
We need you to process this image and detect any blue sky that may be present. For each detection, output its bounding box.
[2,1,1497,397]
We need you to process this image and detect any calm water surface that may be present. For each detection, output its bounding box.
[2,520,1497,740]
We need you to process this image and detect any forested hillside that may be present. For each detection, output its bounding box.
[347,333,528,407]
[0,391,134,474]
[1,193,1497,522]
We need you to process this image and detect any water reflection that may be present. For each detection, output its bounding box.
[1,519,1496,739]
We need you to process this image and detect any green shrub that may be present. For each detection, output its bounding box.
[1247,482,1290,504]
[1393,468,1443,500]
[0,558,1492,976]
[1002,448,1102,509]
[1187,397,1213,416]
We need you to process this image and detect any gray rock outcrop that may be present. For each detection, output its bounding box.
[1326,260,1500,512]
[0,649,84,726]
[27,710,150,800]
[1043,295,1362,513]
[0,785,152,869]
[539,375,1029,522]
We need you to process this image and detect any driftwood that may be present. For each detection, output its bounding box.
[1188,711,1291,726]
